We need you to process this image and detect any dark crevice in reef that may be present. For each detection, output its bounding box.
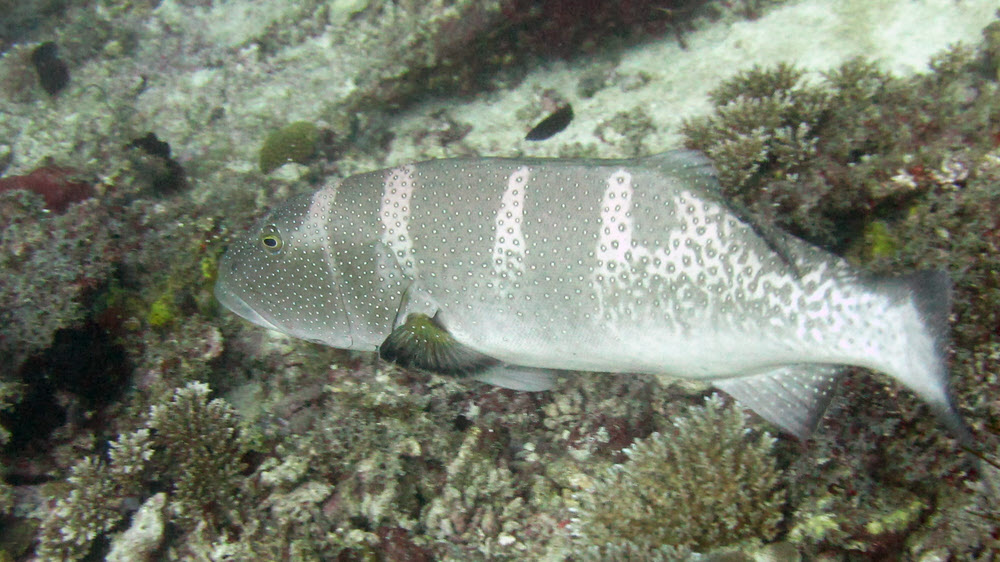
[1,322,130,467]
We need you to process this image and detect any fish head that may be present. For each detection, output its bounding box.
[215,191,356,348]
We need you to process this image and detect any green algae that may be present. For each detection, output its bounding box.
[147,289,175,328]
[862,220,899,261]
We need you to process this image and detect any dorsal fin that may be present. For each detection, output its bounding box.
[639,149,801,276]
[636,149,719,187]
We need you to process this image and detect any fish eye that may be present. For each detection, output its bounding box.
[259,224,283,253]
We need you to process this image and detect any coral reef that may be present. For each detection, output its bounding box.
[680,29,1000,558]
[682,45,1000,252]
[105,492,166,562]
[35,429,152,560]
[422,426,527,557]
[146,382,246,525]
[0,165,93,211]
[0,382,17,516]
[36,382,246,560]
[0,193,118,375]
[1,1,999,560]
[568,394,785,555]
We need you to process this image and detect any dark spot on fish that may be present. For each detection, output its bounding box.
[526,104,573,141]
[126,132,188,193]
[31,42,70,96]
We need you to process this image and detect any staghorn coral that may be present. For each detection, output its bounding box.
[569,394,785,555]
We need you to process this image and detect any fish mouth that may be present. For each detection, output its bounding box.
[214,282,282,332]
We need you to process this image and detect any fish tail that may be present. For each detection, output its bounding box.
[887,270,995,499]
[873,270,952,406]
[903,270,953,357]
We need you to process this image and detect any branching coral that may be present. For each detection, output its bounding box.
[422,425,527,556]
[147,381,246,525]
[36,429,152,560]
[680,25,1000,558]
[682,63,828,194]
[569,394,785,555]
[35,382,247,560]
[682,46,1000,251]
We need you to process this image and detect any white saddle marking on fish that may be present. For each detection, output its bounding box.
[380,165,417,276]
[592,171,738,325]
[303,182,338,246]
[593,169,635,319]
[492,166,529,288]
[306,181,341,278]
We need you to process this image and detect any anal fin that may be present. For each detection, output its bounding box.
[473,365,556,392]
[713,364,843,440]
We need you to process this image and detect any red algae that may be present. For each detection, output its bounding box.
[0,166,94,212]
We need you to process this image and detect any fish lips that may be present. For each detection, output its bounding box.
[214,281,283,333]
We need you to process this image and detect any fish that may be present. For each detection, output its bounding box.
[215,149,976,449]
[525,103,574,141]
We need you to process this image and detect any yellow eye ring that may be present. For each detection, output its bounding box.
[259,224,283,253]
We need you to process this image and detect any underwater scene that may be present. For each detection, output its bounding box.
[1,0,1000,560]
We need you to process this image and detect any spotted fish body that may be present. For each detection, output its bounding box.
[216,150,966,441]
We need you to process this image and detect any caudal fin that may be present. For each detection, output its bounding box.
[874,269,952,407]
[892,270,994,498]
[904,270,952,356]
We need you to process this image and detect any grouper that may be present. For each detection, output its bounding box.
[215,149,978,449]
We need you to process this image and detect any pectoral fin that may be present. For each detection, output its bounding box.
[378,313,556,392]
[713,364,843,440]
[379,313,499,375]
